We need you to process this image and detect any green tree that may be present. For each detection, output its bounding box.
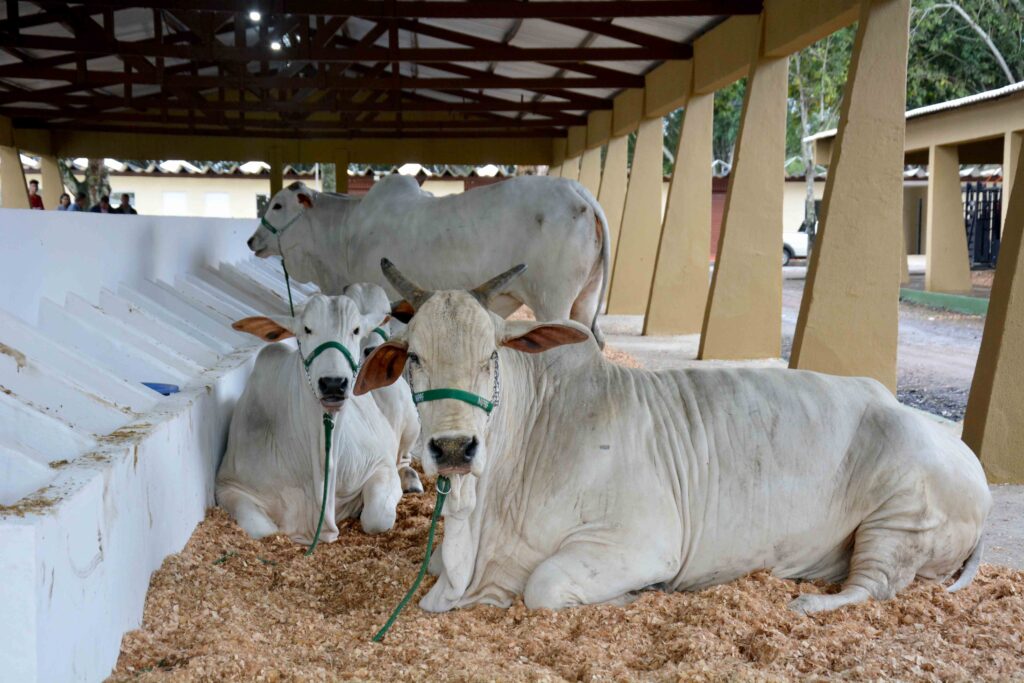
[788,26,856,236]
[58,158,110,207]
[908,0,1022,107]
[712,80,747,170]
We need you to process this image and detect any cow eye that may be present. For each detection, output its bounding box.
[304,326,312,334]
[353,327,361,336]
[272,203,282,210]
[408,353,420,365]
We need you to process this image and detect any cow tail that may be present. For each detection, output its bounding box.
[947,538,984,593]
[566,180,610,337]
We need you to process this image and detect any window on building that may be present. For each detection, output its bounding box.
[256,193,269,216]
[203,192,231,218]
[162,191,188,215]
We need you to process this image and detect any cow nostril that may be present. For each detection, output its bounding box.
[464,437,479,462]
[428,438,444,461]
[247,237,255,248]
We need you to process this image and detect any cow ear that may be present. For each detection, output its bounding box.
[501,322,589,354]
[390,299,416,324]
[297,193,313,209]
[232,316,295,342]
[355,341,408,395]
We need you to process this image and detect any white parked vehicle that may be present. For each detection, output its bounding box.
[783,229,810,266]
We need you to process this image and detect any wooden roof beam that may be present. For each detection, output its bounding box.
[77,1,763,19]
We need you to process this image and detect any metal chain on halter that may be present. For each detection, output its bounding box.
[489,350,501,414]
[295,338,320,402]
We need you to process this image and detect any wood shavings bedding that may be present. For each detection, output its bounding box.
[112,502,1024,682]
[111,344,1023,682]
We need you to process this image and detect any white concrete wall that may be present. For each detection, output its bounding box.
[0,208,301,682]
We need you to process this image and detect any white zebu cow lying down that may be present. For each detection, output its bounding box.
[246,175,610,345]
[342,282,422,493]
[217,293,418,543]
[356,261,991,614]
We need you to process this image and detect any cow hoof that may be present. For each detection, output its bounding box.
[788,594,821,615]
[788,586,870,615]
[400,466,424,494]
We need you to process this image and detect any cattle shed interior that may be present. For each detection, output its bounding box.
[1,1,1024,681]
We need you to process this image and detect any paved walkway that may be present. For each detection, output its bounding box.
[601,313,1024,570]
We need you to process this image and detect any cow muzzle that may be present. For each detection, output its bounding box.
[428,435,479,475]
[317,376,349,412]
[247,230,272,257]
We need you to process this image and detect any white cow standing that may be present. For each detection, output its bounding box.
[245,175,610,345]
[356,262,991,615]
[217,294,417,543]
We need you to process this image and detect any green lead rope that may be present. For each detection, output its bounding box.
[305,413,336,556]
[281,255,295,317]
[372,475,451,642]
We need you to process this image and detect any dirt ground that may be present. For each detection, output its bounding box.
[112,503,1024,683]
[781,279,984,421]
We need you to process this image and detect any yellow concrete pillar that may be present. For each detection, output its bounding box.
[925,144,972,293]
[335,151,350,193]
[268,151,284,197]
[0,145,30,209]
[578,146,603,197]
[1004,130,1022,228]
[606,117,665,315]
[901,237,911,285]
[598,134,630,271]
[789,0,910,391]
[562,155,582,182]
[699,21,788,360]
[963,140,1024,483]
[644,92,714,335]
[39,154,64,209]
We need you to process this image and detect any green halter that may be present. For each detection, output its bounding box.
[413,388,493,414]
[372,326,389,342]
[260,209,305,236]
[303,340,359,374]
[260,208,306,316]
[410,351,500,416]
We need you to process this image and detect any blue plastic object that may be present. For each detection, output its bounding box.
[142,382,180,396]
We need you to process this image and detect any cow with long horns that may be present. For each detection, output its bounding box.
[356,260,990,614]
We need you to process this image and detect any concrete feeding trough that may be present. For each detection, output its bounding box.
[0,210,311,682]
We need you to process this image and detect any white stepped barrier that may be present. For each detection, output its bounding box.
[0,208,307,682]
[97,290,221,367]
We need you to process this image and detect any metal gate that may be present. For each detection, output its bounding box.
[963,182,1002,266]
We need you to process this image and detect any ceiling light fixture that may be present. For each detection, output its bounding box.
[248,10,261,22]
[270,40,282,50]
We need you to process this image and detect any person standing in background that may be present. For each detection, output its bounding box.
[69,192,87,211]
[56,193,72,210]
[89,195,113,213]
[27,179,44,209]
[116,193,137,215]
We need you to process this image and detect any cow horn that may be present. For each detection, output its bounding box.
[380,258,432,309]
[471,264,527,306]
